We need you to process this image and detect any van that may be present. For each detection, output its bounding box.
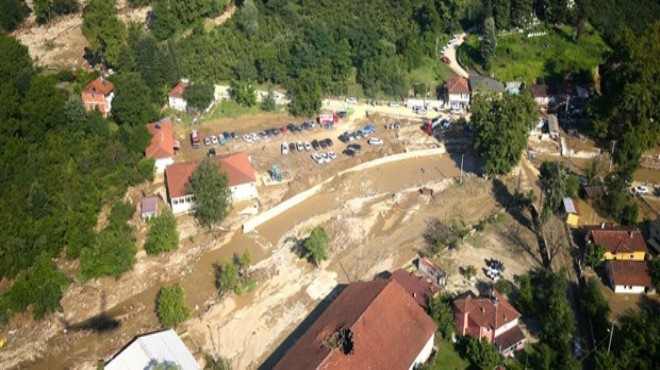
[190,130,200,149]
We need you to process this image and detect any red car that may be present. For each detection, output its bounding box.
[442,56,451,65]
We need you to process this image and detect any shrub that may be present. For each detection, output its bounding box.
[157,284,191,328]
[303,226,330,266]
[144,210,179,255]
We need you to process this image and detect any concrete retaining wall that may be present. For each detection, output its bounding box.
[242,147,446,233]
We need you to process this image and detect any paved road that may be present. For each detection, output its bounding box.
[443,33,470,78]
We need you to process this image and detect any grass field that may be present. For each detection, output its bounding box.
[426,338,474,370]
[458,25,609,84]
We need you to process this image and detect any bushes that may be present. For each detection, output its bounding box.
[303,226,330,266]
[137,158,155,182]
[215,251,256,296]
[427,292,455,338]
[144,210,179,255]
[156,284,191,328]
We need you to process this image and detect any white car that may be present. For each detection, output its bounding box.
[304,141,312,151]
[210,135,218,145]
[204,137,212,146]
[633,185,649,196]
[327,151,337,160]
[250,132,259,141]
[281,142,289,155]
[296,141,304,151]
[243,134,253,143]
[320,152,330,163]
[368,137,384,146]
[388,101,400,108]
[346,97,358,105]
[311,152,322,164]
[441,46,448,54]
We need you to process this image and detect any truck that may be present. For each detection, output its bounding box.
[190,130,200,149]
[422,116,450,135]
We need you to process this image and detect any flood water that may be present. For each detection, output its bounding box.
[27,154,463,369]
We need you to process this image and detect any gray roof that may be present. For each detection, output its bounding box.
[563,197,578,214]
[106,329,200,370]
[547,114,559,133]
[141,196,158,215]
[469,75,505,93]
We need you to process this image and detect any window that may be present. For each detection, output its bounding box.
[629,254,634,259]
[186,196,193,203]
[173,199,179,205]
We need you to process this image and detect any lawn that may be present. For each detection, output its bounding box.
[458,25,609,84]
[426,338,473,370]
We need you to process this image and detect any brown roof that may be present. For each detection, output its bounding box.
[84,76,114,96]
[274,279,437,370]
[146,118,175,159]
[530,84,549,98]
[608,260,652,287]
[493,325,526,352]
[453,289,521,331]
[165,152,256,198]
[141,196,158,214]
[169,81,189,99]
[392,269,440,308]
[589,227,648,254]
[445,76,470,95]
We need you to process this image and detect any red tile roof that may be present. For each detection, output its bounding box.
[453,290,520,331]
[164,152,256,199]
[84,76,114,96]
[445,76,470,95]
[274,279,437,370]
[392,269,440,308]
[589,227,648,254]
[146,118,175,159]
[608,260,652,287]
[531,84,548,98]
[169,81,189,99]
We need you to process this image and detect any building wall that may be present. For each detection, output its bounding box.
[603,251,645,261]
[169,97,187,112]
[155,157,175,173]
[170,183,257,214]
[494,318,519,338]
[408,334,434,370]
[171,195,195,214]
[613,285,647,294]
[448,93,470,104]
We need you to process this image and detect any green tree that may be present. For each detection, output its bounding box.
[0,35,33,85]
[157,284,191,328]
[260,85,276,111]
[216,261,239,295]
[650,258,660,291]
[183,81,215,111]
[110,72,159,125]
[594,348,618,370]
[427,293,455,338]
[531,269,575,350]
[144,210,179,255]
[187,159,232,228]
[205,356,232,370]
[230,79,257,107]
[565,175,579,199]
[580,278,610,339]
[20,75,68,140]
[466,337,501,369]
[82,0,126,66]
[463,265,477,280]
[584,243,605,268]
[511,0,534,27]
[238,251,251,275]
[472,92,538,175]
[33,0,51,24]
[138,157,156,182]
[303,226,330,266]
[539,161,569,222]
[0,0,28,32]
[493,0,511,30]
[480,17,497,69]
[287,71,322,117]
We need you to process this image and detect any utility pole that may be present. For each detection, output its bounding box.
[607,321,615,353]
[609,140,617,173]
[460,154,465,184]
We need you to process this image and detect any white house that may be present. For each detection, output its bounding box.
[530,84,550,109]
[168,80,189,112]
[105,329,199,370]
[146,117,176,173]
[165,152,258,214]
[445,76,471,110]
[606,260,652,294]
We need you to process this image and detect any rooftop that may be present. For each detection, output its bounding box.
[105,329,199,370]
[274,279,436,370]
[391,269,440,308]
[165,152,256,199]
[608,260,652,287]
[589,226,648,254]
[468,75,505,93]
[83,76,114,96]
[146,117,175,160]
[530,84,549,98]
[445,76,470,95]
[141,196,158,215]
[453,289,521,331]
[169,81,189,99]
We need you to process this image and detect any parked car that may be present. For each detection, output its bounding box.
[319,140,328,149]
[416,107,428,115]
[388,101,400,108]
[348,143,362,152]
[250,132,259,141]
[312,140,320,150]
[343,148,356,156]
[362,124,376,135]
[223,132,231,141]
[311,152,323,164]
[296,141,304,151]
[339,133,351,143]
[634,185,649,196]
[210,135,218,145]
[243,134,253,143]
[208,148,217,157]
[346,96,358,105]
[320,152,330,163]
[328,151,337,160]
[204,137,212,146]
[287,123,297,132]
[279,126,287,134]
[442,55,451,65]
[281,142,289,155]
[325,138,334,147]
[231,132,239,140]
[304,141,312,151]
[337,111,347,118]
[289,142,296,152]
[368,137,384,146]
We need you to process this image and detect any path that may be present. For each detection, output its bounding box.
[444,33,470,78]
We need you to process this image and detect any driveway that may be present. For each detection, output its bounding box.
[443,33,470,78]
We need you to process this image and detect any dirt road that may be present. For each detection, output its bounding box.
[444,33,470,78]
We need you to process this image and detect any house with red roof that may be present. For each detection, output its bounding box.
[274,279,437,370]
[391,269,440,309]
[146,117,176,173]
[453,289,526,356]
[587,225,648,261]
[81,76,114,117]
[530,84,549,110]
[606,260,652,294]
[168,80,189,112]
[164,152,258,214]
[444,76,471,110]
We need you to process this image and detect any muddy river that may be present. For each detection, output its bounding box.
[26,154,464,369]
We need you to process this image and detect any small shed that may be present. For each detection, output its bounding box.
[547,114,560,139]
[141,196,158,220]
[417,257,447,287]
[563,197,580,227]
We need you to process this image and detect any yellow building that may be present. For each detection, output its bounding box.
[587,226,648,261]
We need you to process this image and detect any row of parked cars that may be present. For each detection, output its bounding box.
[312,151,338,164]
[243,120,332,144]
[281,138,335,155]
[204,131,239,146]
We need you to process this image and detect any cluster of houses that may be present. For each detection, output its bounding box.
[103,257,526,369]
